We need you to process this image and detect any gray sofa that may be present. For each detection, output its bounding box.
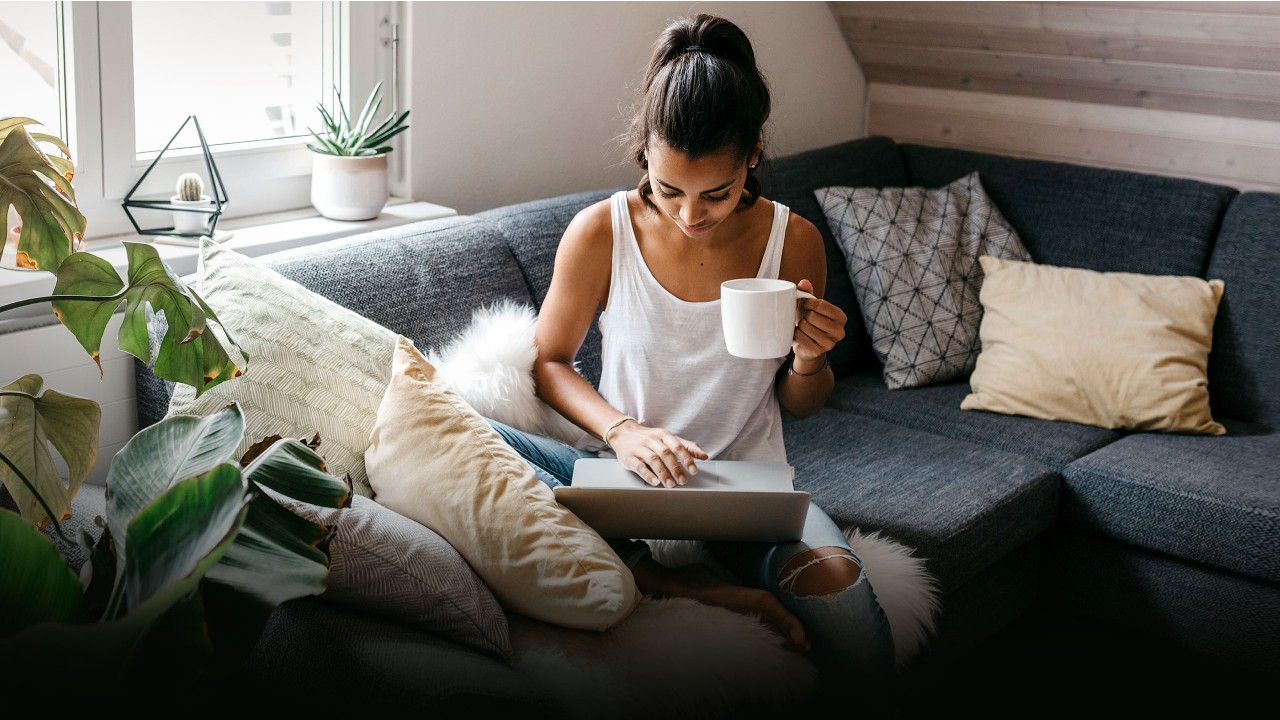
[122,136,1277,711]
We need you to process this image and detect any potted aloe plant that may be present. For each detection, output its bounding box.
[0,116,350,695]
[306,81,410,221]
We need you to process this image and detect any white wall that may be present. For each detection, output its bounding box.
[401,1,867,214]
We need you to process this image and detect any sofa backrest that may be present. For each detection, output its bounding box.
[134,215,534,429]
[760,136,909,378]
[478,187,623,386]
[1205,192,1280,428]
[899,143,1237,278]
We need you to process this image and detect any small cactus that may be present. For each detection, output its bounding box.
[176,172,205,202]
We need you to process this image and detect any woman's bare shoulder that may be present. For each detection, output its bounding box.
[776,204,827,292]
[563,195,617,245]
[554,195,617,275]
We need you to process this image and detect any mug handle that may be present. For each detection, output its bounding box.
[794,289,815,324]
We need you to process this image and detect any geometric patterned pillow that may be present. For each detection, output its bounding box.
[815,172,1032,389]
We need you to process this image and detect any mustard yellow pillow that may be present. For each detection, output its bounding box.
[365,335,640,631]
[961,256,1226,435]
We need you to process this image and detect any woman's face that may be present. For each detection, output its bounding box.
[644,141,757,240]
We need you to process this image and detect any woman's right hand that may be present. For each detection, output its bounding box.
[607,421,708,488]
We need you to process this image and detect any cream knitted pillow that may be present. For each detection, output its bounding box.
[165,239,396,496]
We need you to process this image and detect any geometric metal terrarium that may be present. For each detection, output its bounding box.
[121,115,228,238]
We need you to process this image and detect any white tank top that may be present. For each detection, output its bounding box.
[590,189,791,461]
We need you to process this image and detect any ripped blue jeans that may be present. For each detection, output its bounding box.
[486,418,897,696]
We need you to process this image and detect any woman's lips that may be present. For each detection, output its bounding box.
[681,221,714,236]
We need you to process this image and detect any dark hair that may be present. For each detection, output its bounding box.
[626,14,771,210]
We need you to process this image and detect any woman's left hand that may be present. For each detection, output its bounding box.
[792,278,845,367]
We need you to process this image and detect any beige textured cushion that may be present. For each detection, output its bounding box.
[365,335,640,631]
[961,256,1226,435]
[166,239,397,496]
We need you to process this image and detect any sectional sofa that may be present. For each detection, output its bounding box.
[123,135,1277,711]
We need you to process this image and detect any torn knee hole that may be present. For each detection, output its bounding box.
[778,552,862,596]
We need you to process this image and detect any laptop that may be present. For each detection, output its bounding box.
[554,458,811,542]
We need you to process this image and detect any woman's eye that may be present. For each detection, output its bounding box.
[706,193,731,203]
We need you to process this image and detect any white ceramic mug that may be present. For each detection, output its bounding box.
[720,278,815,359]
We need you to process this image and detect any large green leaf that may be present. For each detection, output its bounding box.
[105,404,245,567]
[0,468,250,686]
[123,464,249,611]
[0,375,100,528]
[52,243,248,391]
[205,492,329,606]
[241,435,351,507]
[0,509,82,637]
[49,252,125,373]
[0,122,84,271]
[206,436,345,607]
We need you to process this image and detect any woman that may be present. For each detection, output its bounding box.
[488,12,895,700]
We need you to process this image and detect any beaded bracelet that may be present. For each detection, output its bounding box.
[603,416,638,446]
[787,354,830,377]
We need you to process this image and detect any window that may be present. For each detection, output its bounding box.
[5,1,392,241]
[130,1,329,154]
[0,2,67,139]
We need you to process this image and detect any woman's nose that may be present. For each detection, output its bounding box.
[680,202,704,226]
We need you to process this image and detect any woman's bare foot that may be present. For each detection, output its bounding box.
[633,557,810,652]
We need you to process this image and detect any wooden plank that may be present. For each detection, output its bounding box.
[869,84,1280,147]
[831,1,1280,42]
[836,15,1280,71]
[854,44,1280,100]
[863,64,1280,123]
[1074,2,1280,14]
[868,100,1280,189]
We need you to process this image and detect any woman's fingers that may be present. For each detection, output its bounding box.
[626,432,704,487]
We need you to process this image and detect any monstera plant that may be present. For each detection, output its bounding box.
[0,117,349,693]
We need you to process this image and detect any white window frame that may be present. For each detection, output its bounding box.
[62,1,390,242]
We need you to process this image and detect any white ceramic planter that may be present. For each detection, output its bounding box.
[310,153,389,221]
[171,195,213,235]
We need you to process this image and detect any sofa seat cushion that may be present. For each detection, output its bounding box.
[1046,530,1280,676]
[1061,423,1280,584]
[827,371,1120,468]
[761,136,910,379]
[783,408,1060,593]
[245,599,561,713]
[900,143,1236,278]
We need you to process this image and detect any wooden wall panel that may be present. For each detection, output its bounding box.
[831,1,1280,192]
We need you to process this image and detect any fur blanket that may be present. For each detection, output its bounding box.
[428,300,942,716]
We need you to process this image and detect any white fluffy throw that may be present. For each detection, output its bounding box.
[426,299,584,445]
[429,300,942,714]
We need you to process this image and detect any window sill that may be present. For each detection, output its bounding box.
[0,197,457,332]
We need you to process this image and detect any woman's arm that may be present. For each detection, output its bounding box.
[776,213,845,418]
[532,200,621,437]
